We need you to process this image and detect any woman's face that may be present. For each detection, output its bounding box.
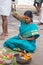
[23,15,32,24]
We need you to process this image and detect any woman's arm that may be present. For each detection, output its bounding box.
[19,35,35,40]
[24,36,35,40]
[12,11,24,21]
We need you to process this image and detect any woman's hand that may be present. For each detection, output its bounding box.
[12,11,19,19]
[19,35,35,40]
[19,35,23,39]
[24,36,35,40]
[12,11,24,21]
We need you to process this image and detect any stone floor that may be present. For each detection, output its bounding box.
[0,6,43,65]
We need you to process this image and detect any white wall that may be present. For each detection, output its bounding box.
[17,0,34,5]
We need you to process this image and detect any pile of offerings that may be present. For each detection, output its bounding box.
[0,48,32,64]
[0,48,16,65]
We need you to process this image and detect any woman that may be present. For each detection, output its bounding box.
[0,0,12,40]
[3,10,40,53]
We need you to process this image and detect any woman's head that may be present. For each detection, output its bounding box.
[23,10,33,24]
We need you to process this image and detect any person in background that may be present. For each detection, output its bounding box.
[34,0,42,16]
[0,0,12,40]
[12,0,16,11]
[38,7,43,25]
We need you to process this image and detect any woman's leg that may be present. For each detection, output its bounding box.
[16,40,36,53]
[3,37,16,50]
[3,36,36,52]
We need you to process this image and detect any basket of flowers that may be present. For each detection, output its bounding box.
[14,52,32,64]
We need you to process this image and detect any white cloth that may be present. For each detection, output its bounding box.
[39,8,43,23]
[0,0,12,16]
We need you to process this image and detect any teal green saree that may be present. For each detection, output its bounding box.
[3,21,40,52]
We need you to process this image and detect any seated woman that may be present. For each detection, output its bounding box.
[3,10,40,53]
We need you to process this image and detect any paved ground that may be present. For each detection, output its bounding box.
[0,5,43,65]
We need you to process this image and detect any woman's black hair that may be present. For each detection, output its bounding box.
[24,10,33,22]
[24,10,33,18]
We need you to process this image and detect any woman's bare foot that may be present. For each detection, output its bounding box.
[19,50,27,57]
